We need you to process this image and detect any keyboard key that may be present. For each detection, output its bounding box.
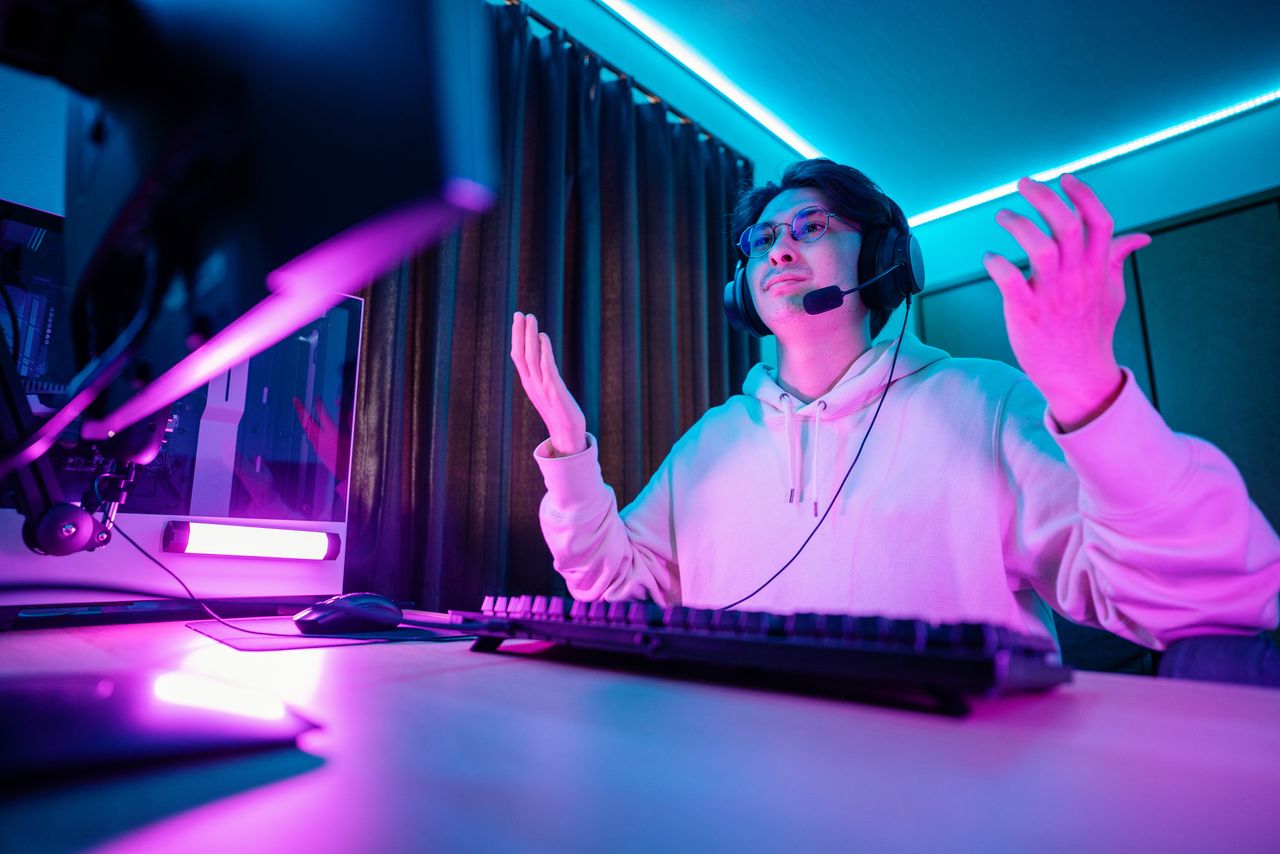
[959,623,997,654]
[890,619,927,651]
[785,613,819,637]
[817,614,844,639]
[711,610,742,633]
[855,616,890,642]
[546,597,567,621]
[762,613,788,637]
[494,595,509,616]
[569,600,590,622]
[606,602,629,624]
[663,606,690,629]
[480,595,496,615]
[689,609,715,631]
[926,623,961,650]
[627,602,664,627]
[587,600,610,623]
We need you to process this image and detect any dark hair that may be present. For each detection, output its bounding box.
[731,159,909,338]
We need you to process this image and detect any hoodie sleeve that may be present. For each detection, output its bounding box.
[534,434,681,604]
[998,369,1280,649]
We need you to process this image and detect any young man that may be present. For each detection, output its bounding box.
[510,159,1280,648]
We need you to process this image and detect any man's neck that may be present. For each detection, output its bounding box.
[775,331,872,403]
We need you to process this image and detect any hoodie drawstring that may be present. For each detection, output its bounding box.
[811,400,827,517]
[780,393,798,504]
[779,393,827,514]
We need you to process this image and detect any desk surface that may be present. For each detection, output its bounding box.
[1,620,1277,853]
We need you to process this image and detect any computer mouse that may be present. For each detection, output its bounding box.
[293,592,404,634]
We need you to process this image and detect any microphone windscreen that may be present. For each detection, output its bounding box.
[803,286,845,315]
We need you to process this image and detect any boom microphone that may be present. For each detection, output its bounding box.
[802,264,901,316]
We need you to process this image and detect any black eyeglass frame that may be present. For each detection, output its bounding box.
[737,205,856,259]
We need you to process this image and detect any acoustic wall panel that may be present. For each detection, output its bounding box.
[1131,201,1280,529]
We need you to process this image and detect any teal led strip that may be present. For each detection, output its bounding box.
[908,88,1280,227]
[595,0,823,158]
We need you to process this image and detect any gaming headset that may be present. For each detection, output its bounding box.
[723,220,926,338]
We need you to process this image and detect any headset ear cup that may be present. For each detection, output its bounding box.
[857,226,925,313]
[723,262,769,338]
[857,226,895,312]
[902,232,925,299]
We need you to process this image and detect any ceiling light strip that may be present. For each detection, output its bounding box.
[908,88,1280,227]
[594,0,823,158]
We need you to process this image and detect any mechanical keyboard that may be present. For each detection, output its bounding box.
[451,595,1072,716]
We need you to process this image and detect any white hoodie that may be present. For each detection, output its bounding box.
[534,333,1280,648]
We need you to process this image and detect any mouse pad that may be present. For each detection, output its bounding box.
[187,616,473,651]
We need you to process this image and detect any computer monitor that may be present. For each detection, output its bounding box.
[0,0,497,605]
[1,198,365,607]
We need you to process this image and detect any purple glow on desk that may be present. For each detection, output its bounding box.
[180,644,325,707]
[80,194,485,441]
[152,672,288,721]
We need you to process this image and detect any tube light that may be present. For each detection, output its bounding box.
[908,88,1280,227]
[162,521,341,560]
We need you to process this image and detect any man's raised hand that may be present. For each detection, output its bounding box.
[510,312,588,456]
[983,174,1151,431]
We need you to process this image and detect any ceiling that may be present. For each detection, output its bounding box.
[617,0,1280,218]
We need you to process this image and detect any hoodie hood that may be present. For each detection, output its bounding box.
[742,332,949,417]
[740,332,950,514]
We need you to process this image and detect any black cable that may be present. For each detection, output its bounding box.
[105,523,406,642]
[719,297,912,611]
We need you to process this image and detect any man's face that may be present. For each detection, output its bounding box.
[745,187,864,337]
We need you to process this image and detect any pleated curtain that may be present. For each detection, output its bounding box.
[344,3,755,610]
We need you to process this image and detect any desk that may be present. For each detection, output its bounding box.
[1,621,1277,853]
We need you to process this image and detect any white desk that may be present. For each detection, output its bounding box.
[1,621,1277,853]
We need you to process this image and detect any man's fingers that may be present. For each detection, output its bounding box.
[540,332,576,398]
[511,312,528,374]
[995,209,1059,283]
[523,312,543,387]
[1060,173,1114,272]
[1109,233,1152,271]
[1017,177,1082,274]
[983,252,1029,303]
[539,333,564,391]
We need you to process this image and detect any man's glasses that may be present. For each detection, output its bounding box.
[737,205,852,259]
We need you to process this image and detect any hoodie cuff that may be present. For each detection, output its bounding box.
[1047,368,1195,517]
[533,433,612,515]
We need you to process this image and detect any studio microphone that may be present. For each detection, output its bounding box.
[803,264,901,315]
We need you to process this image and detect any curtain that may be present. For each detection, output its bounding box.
[344,4,755,610]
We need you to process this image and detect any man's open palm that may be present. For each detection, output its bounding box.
[511,312,587,456]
